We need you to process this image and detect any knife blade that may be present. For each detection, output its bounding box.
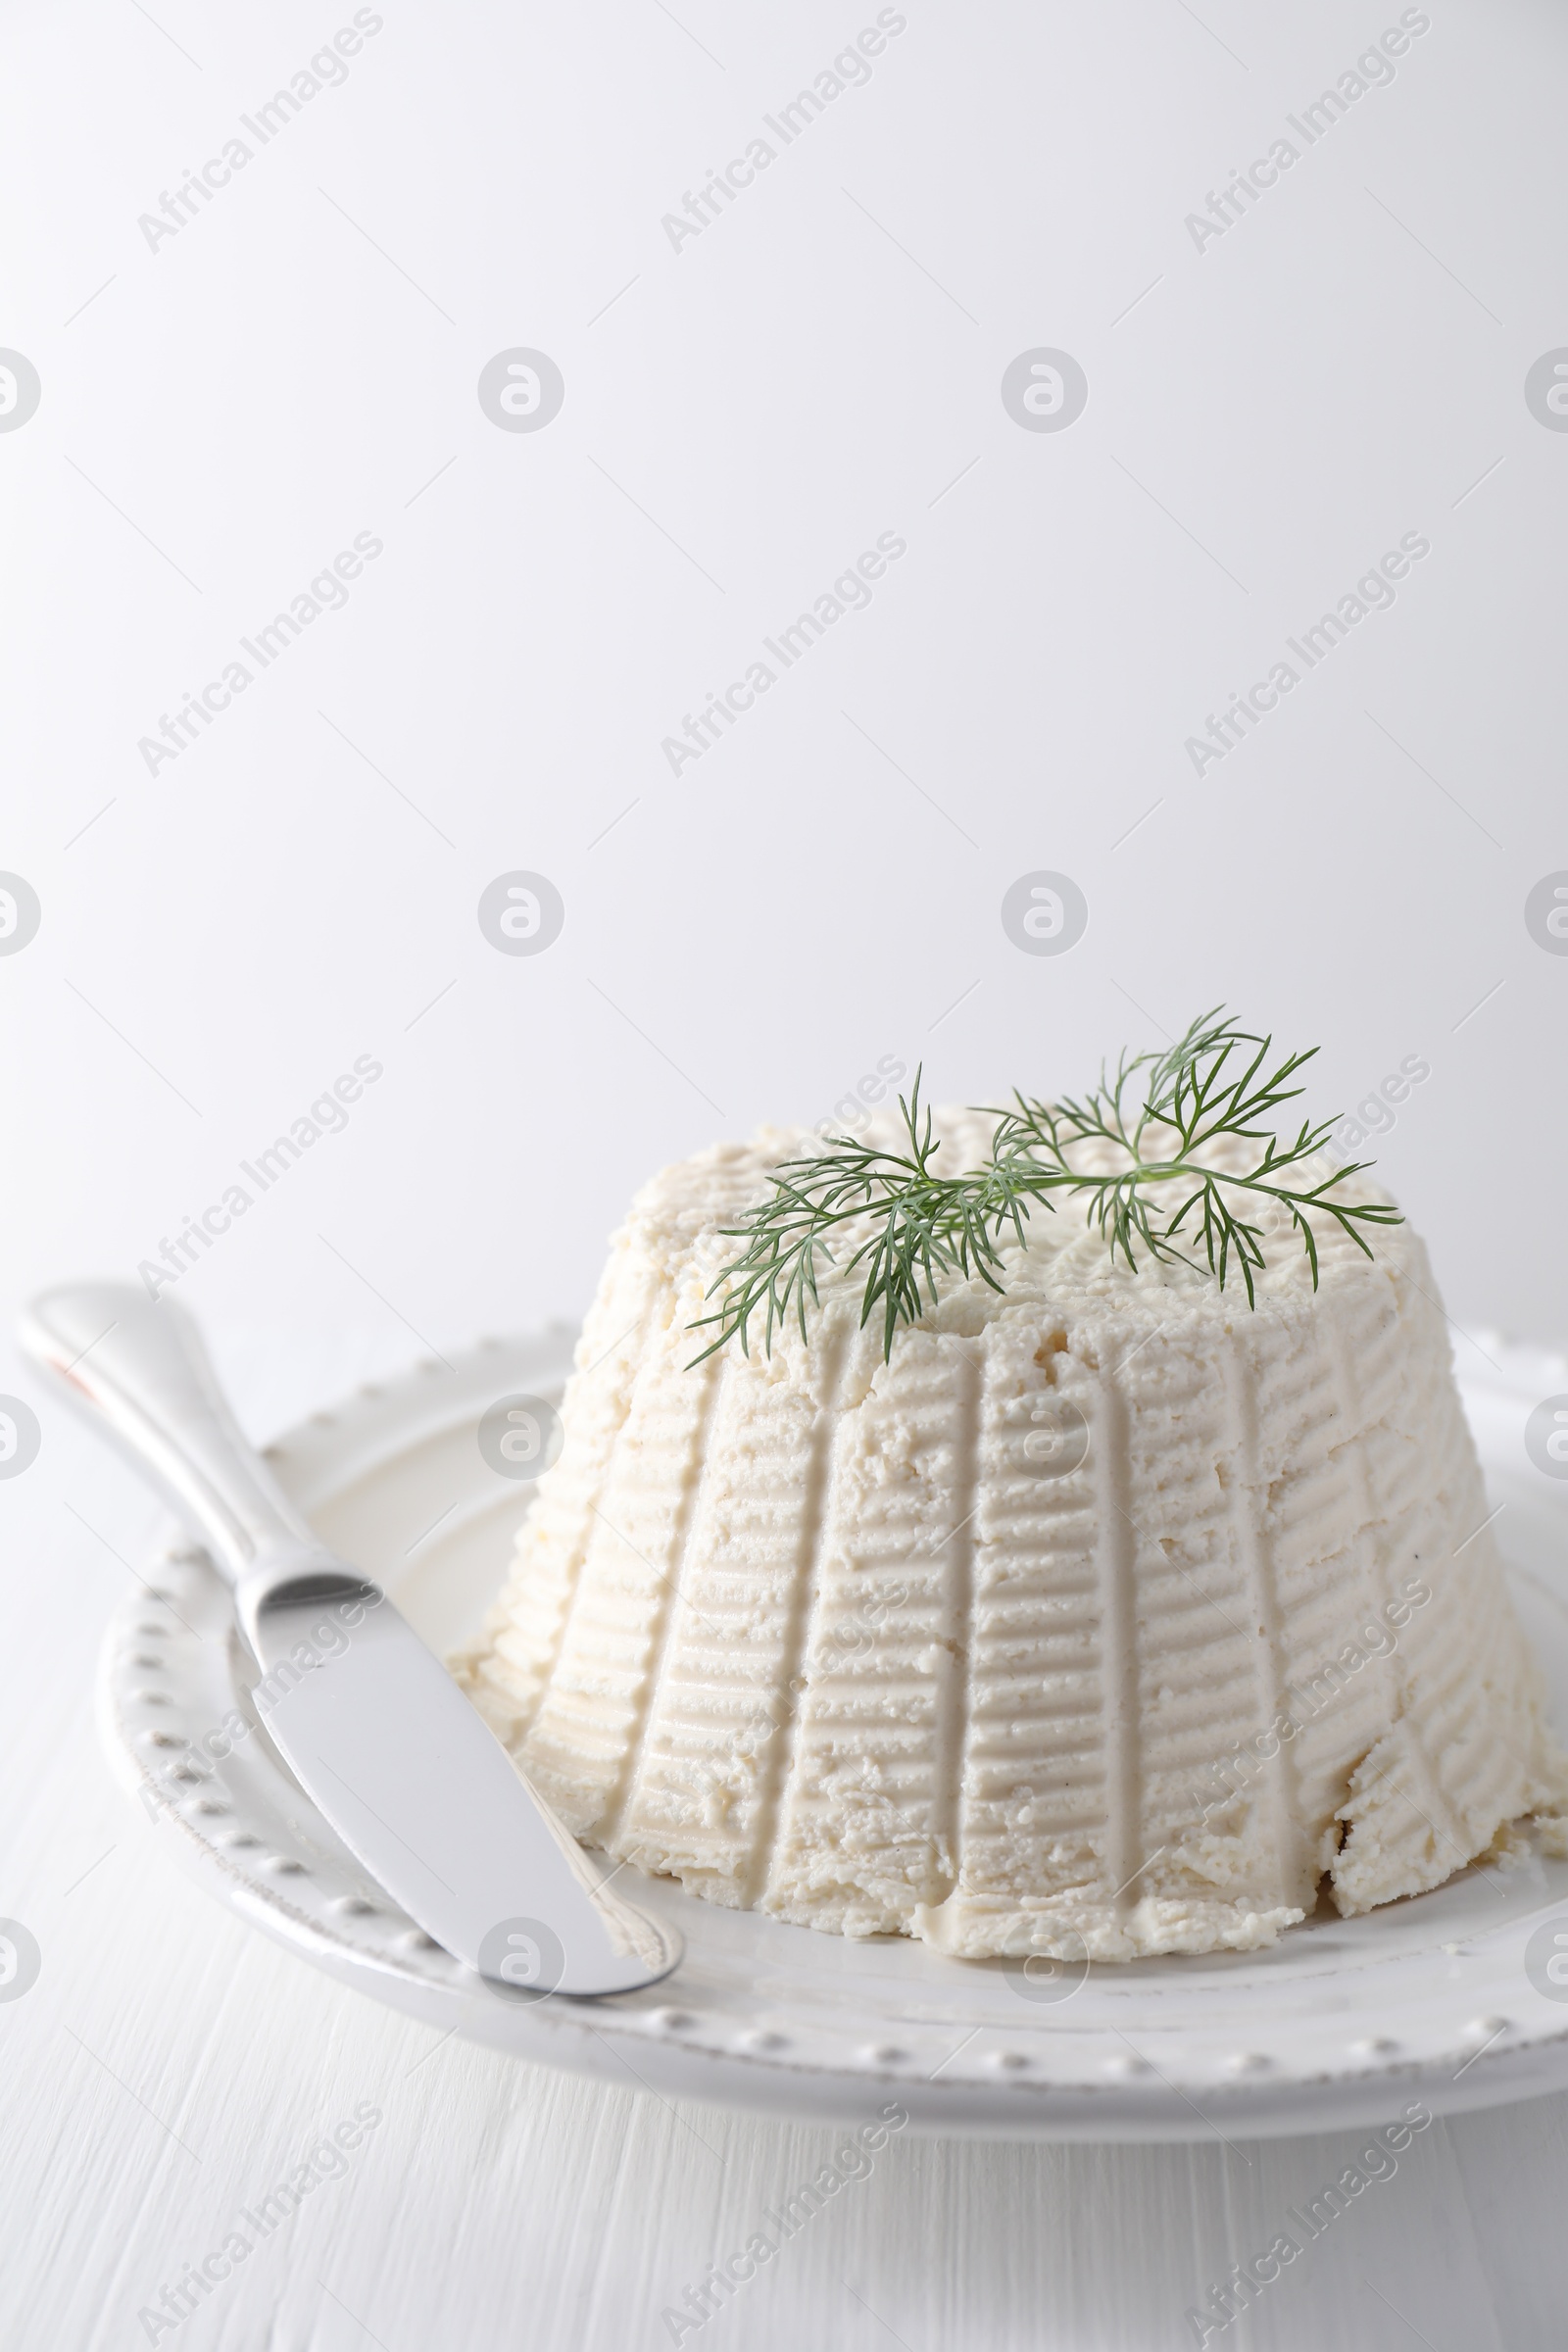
[21,1283,682,1998]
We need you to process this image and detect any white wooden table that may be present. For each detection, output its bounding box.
[3,1326,1565,2352]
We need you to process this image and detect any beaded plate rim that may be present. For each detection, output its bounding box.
[98,1325,1568,2142]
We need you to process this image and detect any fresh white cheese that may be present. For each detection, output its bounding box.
[454,1111,1568,1961]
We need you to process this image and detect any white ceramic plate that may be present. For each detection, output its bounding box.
[101,1327,1568,2142]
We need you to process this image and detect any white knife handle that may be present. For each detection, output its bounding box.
[19,1282,320,1586]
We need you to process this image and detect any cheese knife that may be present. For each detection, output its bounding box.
[21,1283,682,1998]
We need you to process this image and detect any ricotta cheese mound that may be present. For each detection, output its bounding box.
[453,1110,1568,1961]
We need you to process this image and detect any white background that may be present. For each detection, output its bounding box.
[4,1,1568,2345]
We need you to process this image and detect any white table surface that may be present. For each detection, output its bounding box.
[3,1325,1567,2352]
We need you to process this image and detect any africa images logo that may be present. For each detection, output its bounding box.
[477,872,565,954]
[0,872,41,954]
[1001,871,1089,956]
[1000,350,1089,433]
[1525,351,1568,431]
[1525,1396,1568,1481]
[1525,873,1568,954]
[0,1920,41,2002]
[0,351,41,432]
[1525,1917,1568,2002]
[477,350,564,432]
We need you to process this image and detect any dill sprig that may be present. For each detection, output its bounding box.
[689,1010,1401,1363]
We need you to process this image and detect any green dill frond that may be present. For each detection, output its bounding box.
[691,1012,1401,1363]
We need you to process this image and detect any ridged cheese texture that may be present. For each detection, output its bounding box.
[454,1111,1568,1960]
